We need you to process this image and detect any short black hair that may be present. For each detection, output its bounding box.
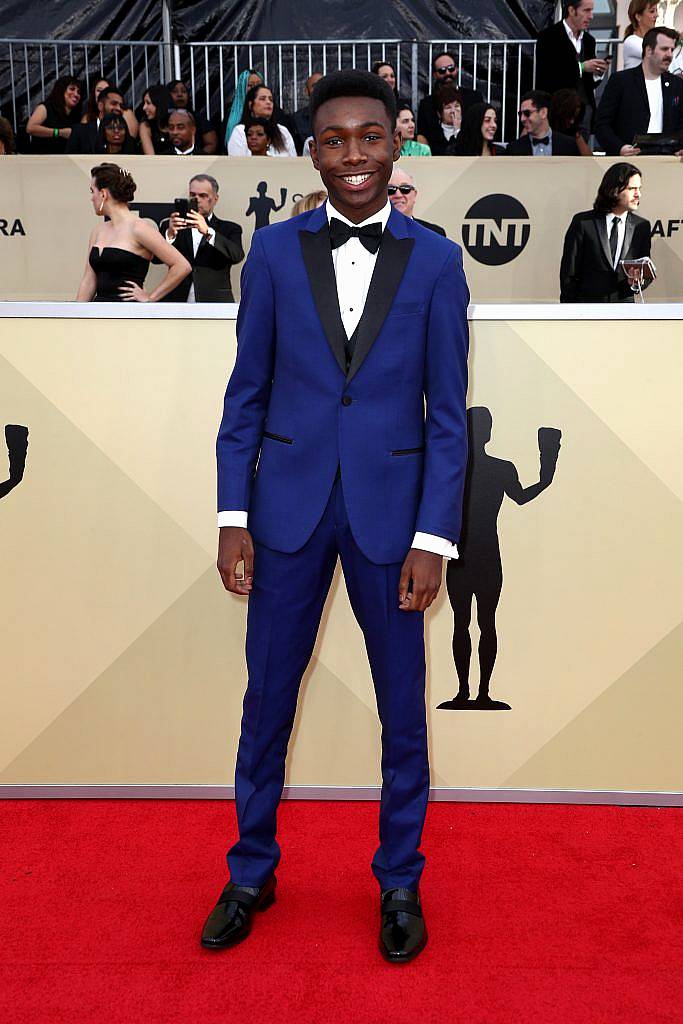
[521,90,552,112]
[309,69,397,135]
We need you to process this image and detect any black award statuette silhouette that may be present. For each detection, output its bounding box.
[438,407,561,712]
[0,424,29,500]
[245,182,287,229]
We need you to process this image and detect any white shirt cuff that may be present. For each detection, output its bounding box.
[165,229,174,243]
[218,511,248,528]
[412,532,458,560]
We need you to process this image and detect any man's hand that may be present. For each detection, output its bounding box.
[584,57,608,75]
[186,209,210,236]
[218,526,254,595]
[620,144,641,156]
[167,212,187,241]
[398,549,443,612]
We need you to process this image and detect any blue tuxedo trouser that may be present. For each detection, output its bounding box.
[227,477,430,891]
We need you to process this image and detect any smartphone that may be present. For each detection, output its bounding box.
[174,197,189,218]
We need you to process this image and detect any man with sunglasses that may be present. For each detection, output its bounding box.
[416,52,484,155]
[505,90,580,155]
[388,167,447,236]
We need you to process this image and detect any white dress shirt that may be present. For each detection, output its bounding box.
[563,19,604,81]
[645,76,664,133]
[606,210,628,269]
[227,123,297,157]
[530,127,552,156]
[166,217,216,303]
[219,199,458,560]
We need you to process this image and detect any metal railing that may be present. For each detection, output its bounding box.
[0,38,167,134]
[1,35,624,143]
[181,38,540,140]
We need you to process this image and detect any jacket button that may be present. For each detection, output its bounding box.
[342,395,352,406]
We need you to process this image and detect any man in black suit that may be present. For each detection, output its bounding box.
[161,174,244,302]
[416,52,484,154]
[292,72,322,154]
[387,167,446,237]
[560,162,651,302]
[535,1,608,131]
[506,90,581,155]
[595,27,683,156]
[66,87,126,154]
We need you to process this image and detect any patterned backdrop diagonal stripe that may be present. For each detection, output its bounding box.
[1,316,681,791]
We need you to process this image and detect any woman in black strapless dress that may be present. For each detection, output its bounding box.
[76,162,191,302]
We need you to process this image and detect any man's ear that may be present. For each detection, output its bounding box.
[392,128,402,161]
[309,137,320,170]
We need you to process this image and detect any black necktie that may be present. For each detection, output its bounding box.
[329,218,383,254]
[609,217,619,265]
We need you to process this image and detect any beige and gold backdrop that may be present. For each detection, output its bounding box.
[0,155,682,303]
[0,313,681,792]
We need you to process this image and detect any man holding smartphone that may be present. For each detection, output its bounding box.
[536,1,608,134]
[161,174,244,303]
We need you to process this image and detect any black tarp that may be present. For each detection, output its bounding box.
[2,1,556,136]
[172,0,555,42]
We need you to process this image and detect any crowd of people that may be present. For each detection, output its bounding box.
[0,1,680,160]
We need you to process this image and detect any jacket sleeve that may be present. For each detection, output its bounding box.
[415,245,470,543]
[560,215,582,303]
[216,230,275,512]
[211,221,245,267]
[595,74,626,155]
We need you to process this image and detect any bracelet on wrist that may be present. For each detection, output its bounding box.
[53,127,59,138]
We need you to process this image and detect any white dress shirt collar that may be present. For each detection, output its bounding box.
[326,199,392,231]
[563,19,584,49]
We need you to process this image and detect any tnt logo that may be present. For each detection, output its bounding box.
[462,194,531,266]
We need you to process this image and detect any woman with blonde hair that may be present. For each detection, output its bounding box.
[622,1,659,69]
[290,190,327,217]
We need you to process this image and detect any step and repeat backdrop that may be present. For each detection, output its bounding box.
[0,310,681,793]
[0,155,682,303]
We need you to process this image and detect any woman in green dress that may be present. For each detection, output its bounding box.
[396,104,432,156]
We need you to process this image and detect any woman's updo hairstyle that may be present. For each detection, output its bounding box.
[90,162,137,203]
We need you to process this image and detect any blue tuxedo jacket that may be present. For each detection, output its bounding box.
[217,203,469,565]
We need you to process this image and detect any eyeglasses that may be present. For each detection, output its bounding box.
[518,109,534,118]
[435,64,456,74]
[388,185,416,196]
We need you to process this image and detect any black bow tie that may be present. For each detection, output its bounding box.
[329,218,383,253]
[531,135,550,146]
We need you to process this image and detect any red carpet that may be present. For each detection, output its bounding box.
[1,800,682,1023]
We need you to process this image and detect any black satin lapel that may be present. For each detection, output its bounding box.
[595,216,612,268]
[346,232,415,383]
[299,227,348,376]
[622,213,636,259]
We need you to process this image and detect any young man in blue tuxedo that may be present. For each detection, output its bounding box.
[203,70,469,963]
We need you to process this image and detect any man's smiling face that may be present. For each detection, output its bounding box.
[309,95,401,223]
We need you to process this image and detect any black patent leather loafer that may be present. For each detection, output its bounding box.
[201,876,276,949]
[378,887,427,964]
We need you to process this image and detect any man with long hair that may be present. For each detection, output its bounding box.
[560,162,651,302]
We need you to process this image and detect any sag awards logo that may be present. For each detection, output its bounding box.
[462,194,531,266]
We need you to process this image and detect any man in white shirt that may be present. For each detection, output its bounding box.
[560,162,652,301]
[536,1,608,130]
[161,174,244,303]
[167,109,198,155]
[595,26,683,155]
